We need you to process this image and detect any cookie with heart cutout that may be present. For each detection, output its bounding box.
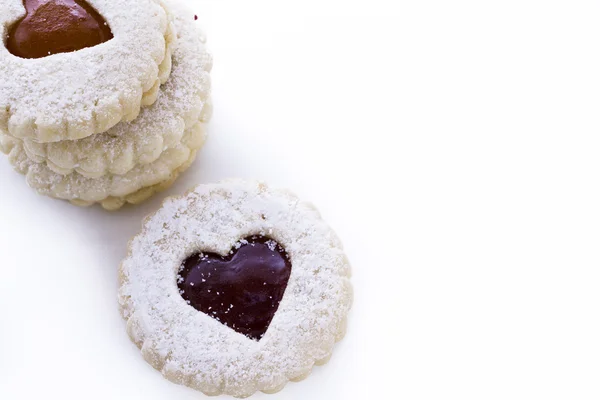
[118,180,353,398]
[15,4,212,179]
[0,0,175,143]
[0,117,207,209]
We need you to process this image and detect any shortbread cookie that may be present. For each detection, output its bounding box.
[118,181,353,397]
[0,119,207,207]
[17,5,210,178]
[0,0,174,142]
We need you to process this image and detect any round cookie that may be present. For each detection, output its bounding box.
[0,0,174,142]
[15,5,211,178]
[118,181,353,397]
[0,118,207,208]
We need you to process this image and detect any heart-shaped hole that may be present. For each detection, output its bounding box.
[177,236,292,341]
[6,0,113,59]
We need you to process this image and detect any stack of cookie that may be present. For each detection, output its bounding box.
[0,0,211,210]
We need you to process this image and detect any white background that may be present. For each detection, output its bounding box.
[1,0,600,398]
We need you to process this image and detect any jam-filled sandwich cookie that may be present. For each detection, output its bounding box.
[118,181,353,397]
[0,3,211,210]
[0,0,175,142]
[9,4,211,179]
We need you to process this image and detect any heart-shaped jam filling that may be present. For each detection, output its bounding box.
[178,236,292,341]
[6,0,113,59]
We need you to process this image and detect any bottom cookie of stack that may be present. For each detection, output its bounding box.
[72,150,198,211]
[0,120,207,210]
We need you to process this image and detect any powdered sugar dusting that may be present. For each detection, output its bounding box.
[118,180,352,397]
[0,0,171,142]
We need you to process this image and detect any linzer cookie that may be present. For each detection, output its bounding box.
[0,0,174,142]
[0,2,212,209]
[16,8,211,179]
[118,180,353,397]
